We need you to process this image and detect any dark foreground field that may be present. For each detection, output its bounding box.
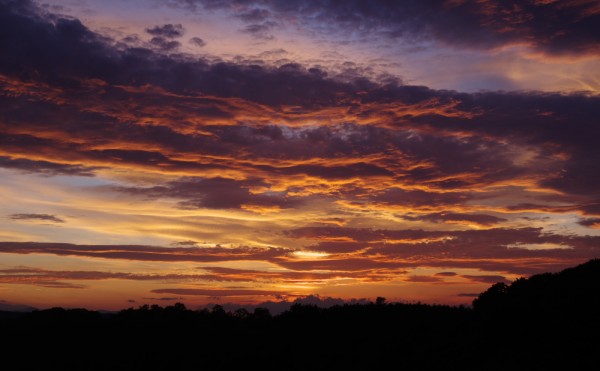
[2,260,599,371]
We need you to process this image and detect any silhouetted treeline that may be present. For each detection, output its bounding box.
[1,259,599,370]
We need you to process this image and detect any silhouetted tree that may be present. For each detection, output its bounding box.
[1,260,599,371]
[233,308,250,319]
[253,307,271,320]
[173,302,186,311]
[472,282,508,312]
[211,304,226,317]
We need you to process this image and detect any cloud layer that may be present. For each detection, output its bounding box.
[176,0,600,56]
[0,0,598,308]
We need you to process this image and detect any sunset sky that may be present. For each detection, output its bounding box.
[1,0,600,310]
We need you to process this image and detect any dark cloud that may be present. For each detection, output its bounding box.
[197,266,389,283]
[0,0,116,84]
[188,36,206,47]
[462,275,509,284]
[0,242,291,263]
[174,0,600,56]
[237,8,271,23]
[2,0,597,129]
[286,226,449,243]
[0,229,596,276]
[262,162,393,180]
[142,297,183,301]
[0,267,262,287]
[150,36,181,51]
[405,275,443,283]
[240,22,276,40]
[285,226,600,274]
[272,257,408,273]
[401,212,507,226]
[578,218,600,228]
[580,201,600,216]
[374,188,472,208]
[373,227,600,260]
[171,240,200,246]
[151,288,284,297]
[0,0,355,106]
[146,24,185,38]
[435,272,457,277]
[31,281,86,289]
[115,177,302,211]
[0,157,98,177]
[0,0,598,212]
[9,213,65,223]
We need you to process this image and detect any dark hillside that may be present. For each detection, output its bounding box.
[1,260,599,370]
[474,259,600,316]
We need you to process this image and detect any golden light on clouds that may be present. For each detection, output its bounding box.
[0,0,599,310]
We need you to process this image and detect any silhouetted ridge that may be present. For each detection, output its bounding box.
[474,259,600,318]
[1,259,599,370]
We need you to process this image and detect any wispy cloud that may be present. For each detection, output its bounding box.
[151,288,284,297]
[9,214,65,223]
